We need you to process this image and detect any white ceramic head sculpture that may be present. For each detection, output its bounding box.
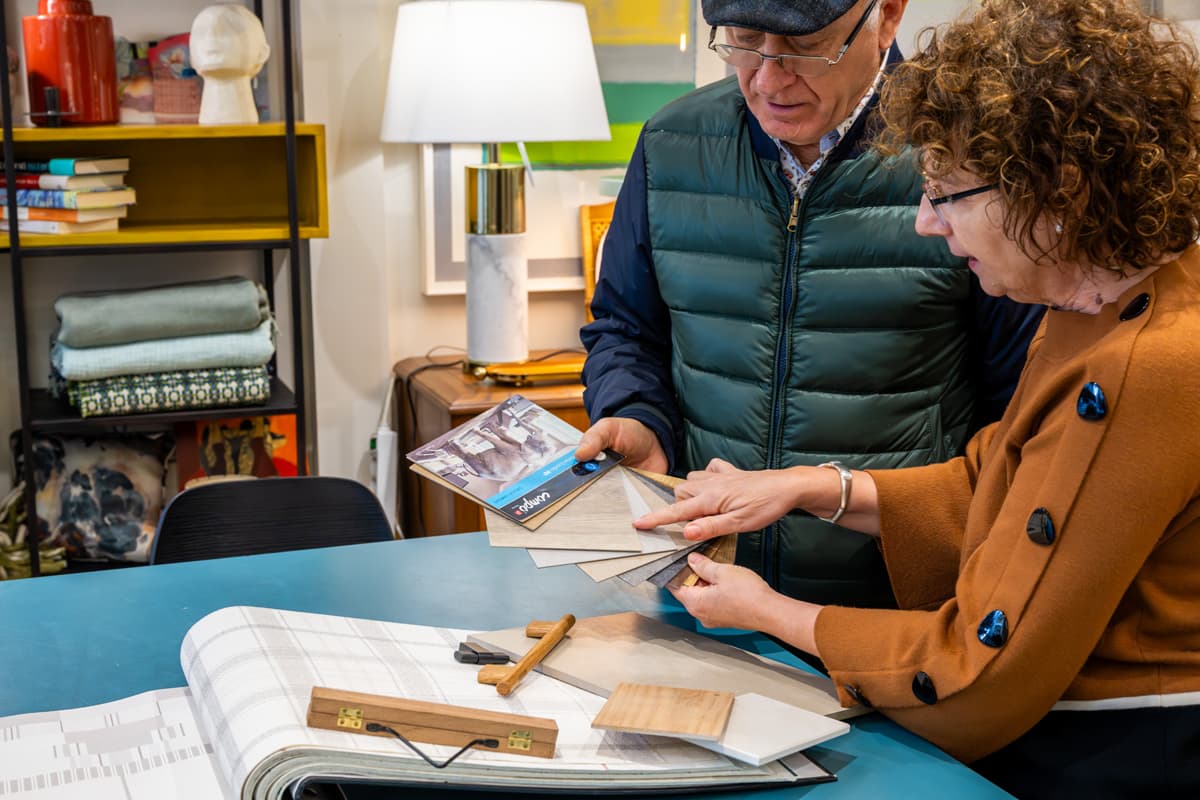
[190,4,270,124]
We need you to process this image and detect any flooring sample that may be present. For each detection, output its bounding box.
[573,470,692,580]
[661,534,739,588]
[575,544,683,581]
[486,467,641,551]
[469,611,857,720]
[591,682,735,742]
[626,466,683,499]
[616,541,707,585]
[527,470,685,568]
[527,546,638,568]
[678,693,851,767]
[645,545,707,588]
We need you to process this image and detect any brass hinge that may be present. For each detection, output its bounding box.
[337,706,364,730]
[507,729,533,751]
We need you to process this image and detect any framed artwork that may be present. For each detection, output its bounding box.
[174,415,302,490]
[419,0,701,295]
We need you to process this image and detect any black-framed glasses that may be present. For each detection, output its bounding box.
[708,0,880,77]
[923,181,998,226]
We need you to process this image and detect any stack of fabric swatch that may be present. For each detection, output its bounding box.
[49,277,276,418]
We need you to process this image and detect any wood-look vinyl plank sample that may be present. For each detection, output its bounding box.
[591,682,734,742]
[530,525,681,568]
[469,612,856,720]
[573,471,692,579]
[485,468,641,551]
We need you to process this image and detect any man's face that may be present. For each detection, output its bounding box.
[731,0,905,149]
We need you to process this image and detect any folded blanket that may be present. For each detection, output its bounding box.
[54,277,270,347]
[52,319,276,381]
[68,367,271,418]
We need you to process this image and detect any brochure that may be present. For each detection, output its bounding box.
[407,394,622,525]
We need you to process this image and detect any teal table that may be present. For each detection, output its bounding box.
[0,533,1011,798]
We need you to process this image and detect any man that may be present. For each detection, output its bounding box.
[575,0,1043,609]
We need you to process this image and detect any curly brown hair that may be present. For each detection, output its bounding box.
[877,0,1200,272]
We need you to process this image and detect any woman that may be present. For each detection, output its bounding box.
[634,1,1200,795]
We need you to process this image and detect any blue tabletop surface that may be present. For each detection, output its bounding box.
[0,533,1012,798]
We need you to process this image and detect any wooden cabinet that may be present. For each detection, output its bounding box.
[394,352,588,536]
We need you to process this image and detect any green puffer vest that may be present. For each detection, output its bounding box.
[643,77,974,608]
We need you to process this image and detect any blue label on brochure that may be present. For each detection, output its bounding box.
[487,449,622,521]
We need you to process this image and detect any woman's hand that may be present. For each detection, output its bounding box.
[668,553,777,631]
[670,553,822,656]
[633,458,809,540]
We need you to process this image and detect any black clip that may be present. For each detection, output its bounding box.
[454,642,509,665]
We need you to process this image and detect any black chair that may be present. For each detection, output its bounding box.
[150,476,394,565]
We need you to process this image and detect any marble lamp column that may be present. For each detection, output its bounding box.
[465,161,527,366]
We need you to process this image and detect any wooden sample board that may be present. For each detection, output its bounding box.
[592,683,734,742]
[469,612,857,721]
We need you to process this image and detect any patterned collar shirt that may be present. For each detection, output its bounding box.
[773,60,888,200]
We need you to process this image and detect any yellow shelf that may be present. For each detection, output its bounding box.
[3,123,329,247]
[8,122,323,142]
[0,220,323,248]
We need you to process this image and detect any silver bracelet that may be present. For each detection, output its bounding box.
[815,461,852,525]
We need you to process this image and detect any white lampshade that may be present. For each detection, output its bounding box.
[380,0,611,144]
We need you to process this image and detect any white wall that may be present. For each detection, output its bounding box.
[0,0,980,499]
[897,0,978,54]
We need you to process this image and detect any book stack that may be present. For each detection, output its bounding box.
[49,277,277,418]
[2,155,136,234]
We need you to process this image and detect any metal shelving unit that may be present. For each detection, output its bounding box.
[0,0,319,576]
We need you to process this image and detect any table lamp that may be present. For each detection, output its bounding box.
[380,0,610,368]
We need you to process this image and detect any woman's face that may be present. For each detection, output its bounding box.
[915,169,1078,307]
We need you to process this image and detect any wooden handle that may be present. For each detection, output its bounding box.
[476,664,509,685]
[525,620,556,638]
[496,614,575,696]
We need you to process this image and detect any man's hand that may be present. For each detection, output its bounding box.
[633,458,805,540]
[668,553,776,631]
[575,417,668,473]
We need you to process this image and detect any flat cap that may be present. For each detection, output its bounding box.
[701,0,859,37]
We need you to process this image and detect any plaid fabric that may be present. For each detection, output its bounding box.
[68,366,271,418]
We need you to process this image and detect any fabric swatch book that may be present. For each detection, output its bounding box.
[407,394,622,525]
[0,607,835,799]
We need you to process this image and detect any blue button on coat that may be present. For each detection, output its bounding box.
[978,609,1009,648]
[1077,382,1107,420]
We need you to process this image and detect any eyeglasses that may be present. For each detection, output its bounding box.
[708,0,880,77]
[923,181,997,226]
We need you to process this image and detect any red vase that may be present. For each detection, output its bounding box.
[23,0,119,126]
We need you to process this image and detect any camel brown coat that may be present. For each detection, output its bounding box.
[814,247,1200,762]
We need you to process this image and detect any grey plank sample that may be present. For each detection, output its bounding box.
[617,542,706,586]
